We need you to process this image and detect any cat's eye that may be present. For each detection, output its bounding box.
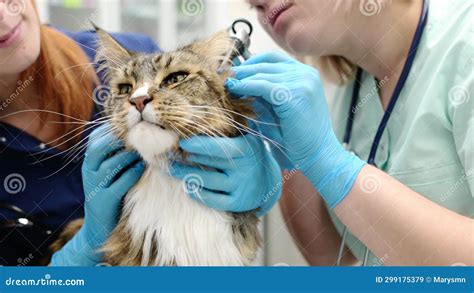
[118,84,133,95]
[162,71,189,87]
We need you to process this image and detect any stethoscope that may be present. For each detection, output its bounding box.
[336,0,429,266]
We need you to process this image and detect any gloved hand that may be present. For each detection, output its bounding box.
[50,125,145,266]
[169,134,282,216]
[225,52,366,209]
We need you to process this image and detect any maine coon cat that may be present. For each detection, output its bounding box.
[51,27,262,266]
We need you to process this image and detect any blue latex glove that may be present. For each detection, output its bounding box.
[226,52,366,209]
[169,134,282,216]
[50,125,145,266]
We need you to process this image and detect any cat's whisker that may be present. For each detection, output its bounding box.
[33,129,96,164]
[34,123,116,165]
[0,109,92,122]
[166,108,287,152]
[164,115,240,164]
[184,105,281,127]
[53,62,96,79]
[34,116,113,154]
[164,104,284,145]
[33,121,109,157]
[165,112,261,158]
[39,124,122,177]
[48,117,112,125]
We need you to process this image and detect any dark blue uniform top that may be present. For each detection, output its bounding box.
[0,29,160,265]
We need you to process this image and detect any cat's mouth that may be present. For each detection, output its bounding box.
[127,105,166,130]
[125,106,179,164]
[140,119,166,130]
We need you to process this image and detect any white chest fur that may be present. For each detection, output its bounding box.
[123,166,245,266]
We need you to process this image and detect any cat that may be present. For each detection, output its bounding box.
[50,27,262,266]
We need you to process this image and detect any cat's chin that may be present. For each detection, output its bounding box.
[126,121,179,165]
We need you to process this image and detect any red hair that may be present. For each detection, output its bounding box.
[21,4,98,146]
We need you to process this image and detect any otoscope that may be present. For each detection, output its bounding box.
[218,19,254,72]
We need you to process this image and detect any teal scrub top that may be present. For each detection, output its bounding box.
[327,0,473,266]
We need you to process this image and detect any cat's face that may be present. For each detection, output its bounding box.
[95,29,251,164]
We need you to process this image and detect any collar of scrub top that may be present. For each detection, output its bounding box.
[343,0,430,167]
[0,103,102,156]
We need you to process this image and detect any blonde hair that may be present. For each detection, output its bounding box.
[306,56,357,85]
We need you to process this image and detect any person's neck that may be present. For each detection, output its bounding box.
[340,0,423,85]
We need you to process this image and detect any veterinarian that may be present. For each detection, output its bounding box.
[0,0,159,265]
[170,0,473,265]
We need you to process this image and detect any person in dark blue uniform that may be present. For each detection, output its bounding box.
[0,1,159,266]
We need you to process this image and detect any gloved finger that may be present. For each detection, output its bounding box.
[232,63,287,80]
[85,131,124,171]
[98,151,141,185]
[169,163,234,193]
[185,154,236,170]
[241,52,291,66]
[179,136,254,159]
[236,73,289,84]
[108,161,145,199]
[187,188,234,212]
[225,79,283,106]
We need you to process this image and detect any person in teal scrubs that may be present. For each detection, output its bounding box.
[170,0,473,265]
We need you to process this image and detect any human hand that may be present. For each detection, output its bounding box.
[169,134,282,216]
[226,52,366,208]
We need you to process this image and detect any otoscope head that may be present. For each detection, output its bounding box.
[218,19,253,72]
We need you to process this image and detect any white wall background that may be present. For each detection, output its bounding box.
[37,0,312,266]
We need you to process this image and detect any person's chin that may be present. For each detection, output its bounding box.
[279,24,316,56]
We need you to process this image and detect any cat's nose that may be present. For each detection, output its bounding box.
[130,95,153,112]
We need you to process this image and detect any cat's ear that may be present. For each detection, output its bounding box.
[187,30,235,69]
[92,21,132,71]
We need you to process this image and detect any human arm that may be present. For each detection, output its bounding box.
[280,171,358,266]
[335,165,473,265]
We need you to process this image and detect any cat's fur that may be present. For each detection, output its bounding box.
[50,28,261,266]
